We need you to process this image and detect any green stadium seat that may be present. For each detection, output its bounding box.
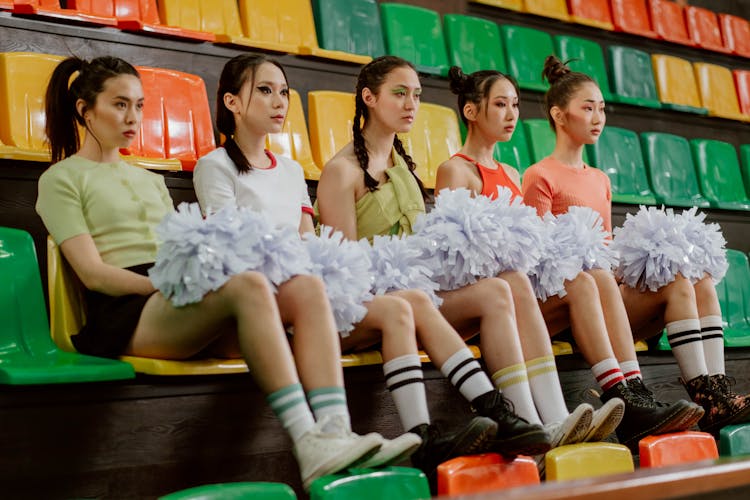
[494,124,532,178]
[523,119,589,165]
[689,139,750,211]
[586,126,657,205]
[159,482,296,499]
[607,45,662,109]
[444,14,507,74]
[640,132,710,208]
[649,0,694,46]
[545,442,634,481]
[639,431,718,468]
[610,0,657,38]
[739,144,750,196]
[437,454,539,495]
[0,227,135,385]
[379,3,449,77]
[651,54,708,115]
[309,467,430,499]
[567,0,614,30]
[311,0,385,59]
[553,34,612,101]
[721,250,750,348]
[501,25,553,92]
[720,424,750,457]
[720,14,750,58]
[685,6,731,54]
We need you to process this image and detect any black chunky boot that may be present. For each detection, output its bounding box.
[627,377,704,432]
[682,374,750,435]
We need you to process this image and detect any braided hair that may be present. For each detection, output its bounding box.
[541,55,595,131]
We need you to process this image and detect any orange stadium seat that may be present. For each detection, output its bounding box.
[307,90,355,170]
[685,6,731,54]
[567,0,614,30]
[0,1,10,8]
[437,454,539,496]
[651,54,707,114]
[734,70,750,117]
[720,14,750,58]
[693,63,749,122]
[524,0,569,21]
[266,89,321,180]
[639,432,719,467]
[649,0,694,46]
[12,0,118,26]
[469,0,523,11]
[610,0,657,38]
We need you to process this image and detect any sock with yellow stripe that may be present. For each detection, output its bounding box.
[267,383,316,442]
[526,355,569,424]
[491,362,542,425]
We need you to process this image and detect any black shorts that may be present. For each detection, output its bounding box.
[71,263,155,359]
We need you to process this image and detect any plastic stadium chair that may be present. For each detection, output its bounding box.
[398,102,461,189]
[639,431,718,467]
[444,14,507,75]
[0,1,10,8]
[720,14,750,58]
[640,132,710,208]
[553,34,612,101]
[649,0,694,46]
[380,3,450,77]
[160,482,296,499]
[309,467,430,500]
[740,144,750,196]
[266,89,321,180]
[0,227,134,385]
[493,124,532,178]
[610,0,657,38]
[524,0,569,21]
[544,442,634,481]
[47,237,249,376]
[685,6,731,54]
[586,126,657,205]
[437,453,539,496]
[721,250,750,348]
[307,90,355,170]
[567,0,614,30]
[607,45,662,109]
[690,139,750,211]
[126,66,215,172]
[651,54,708,115]
[311,0,385,59]
[469,0,523,11]
[693,63,749,122]
[12,0,118,26]
[501,25,554,92]
[524,119,589,165]
[734,71,750,119]
[720,424,750,457]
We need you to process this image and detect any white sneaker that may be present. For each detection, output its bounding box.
[294,416,383,491]
[544,403,593,448]
[582,397,625,442]
[357,432,422,468]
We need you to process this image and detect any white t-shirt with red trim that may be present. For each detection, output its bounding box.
[193,147,313,231]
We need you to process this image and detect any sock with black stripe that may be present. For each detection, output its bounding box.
[666,318,708,381]
[700,315,725,376]
[384,354,430,431]
[439,347,495,403]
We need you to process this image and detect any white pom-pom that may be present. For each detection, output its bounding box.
[611,206,689,292]
[558,206,619,272]
[675,207,728,283]
[365,234,443,308]
[303,226,373,335]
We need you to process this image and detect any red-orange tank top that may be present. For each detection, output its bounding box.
[452,153,522,200]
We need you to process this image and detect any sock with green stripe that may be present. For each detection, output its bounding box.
[307,386,351,430]
[267,383,315,442]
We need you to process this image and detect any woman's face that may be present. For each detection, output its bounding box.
[364,65,421,134]
[469,77,519,143]
[230,62,289,136]
[556,81,605,145]
[81,74,143,151]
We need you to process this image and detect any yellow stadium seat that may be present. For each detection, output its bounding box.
[266,89,321,180]
[524,0,570,21]
[651,54,708,115]
[398,102,462,190]
[545,442,634,481]
[307,90,356,169]
[553,341,573,356]
[469,0,523,12]
[159,0,245,42]
[693,62,750,122]
[47,236,250,376]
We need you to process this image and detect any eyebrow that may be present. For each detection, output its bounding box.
[490,94,518,100]
[113,95,143,102]
[583,98,605,103]
[255,80,287,86]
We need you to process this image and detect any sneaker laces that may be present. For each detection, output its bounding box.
[628,378,669,408]
[479,391,521,421]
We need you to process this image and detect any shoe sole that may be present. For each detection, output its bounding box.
[356,433,423,469]
[583,398,625,442]
[701,400,750,435]
[443,416,499,460]
[554,404,594,447]
[302,433,383,491]
[493,427,552,458]
[619,401,698,450]
[666,405,704,433]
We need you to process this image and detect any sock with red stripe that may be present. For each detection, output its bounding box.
[620,359,642,381]
[591,358,626,392]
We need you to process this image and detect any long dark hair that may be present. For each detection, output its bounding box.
[216,54,288,174]
[45,56,140,164]
[541,55,595,131]
[353,55,427,198]
[448,65,519,127]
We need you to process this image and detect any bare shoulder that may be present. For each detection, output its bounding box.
[319,143,361,189]
[500,162,521,185]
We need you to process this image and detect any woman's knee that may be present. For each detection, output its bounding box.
[394,288,434,311]
[222,271,274,302]
[665,274,696,303]
[476,277,513,312]
[566,271,598,298]
[373,295,415,338]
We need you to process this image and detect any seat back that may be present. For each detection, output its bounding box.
[437,453,539,496]
[567,0,613,30]
[607,45,661,109]
[640,132,710,207]
[47,236,86,353]
[160,481,297,500]
[610,0,656,38]
[545,442,634,481]
[690,138,750,210]
[159,0,243,36]
[307,90,355,169]
[398,102,461,190]
[694,63,746,121]
[734,70,750,118]
[649,0,693,45]
[312,0,385,58]
[553,35,612,100]
[494,124,532,177]
[685,6,730,53]
[266,89,320,180]
[501,25,554,92]
[309,467,429,499]
[380,3,449,76]
[651,54,705,112]
[720,423,750,457]
[720,14,750,58]
[130,66,215,171]
[639,431,718,467]
[444,14,507,74]
[524,0,569,21]
[586,126,657,205]
[740,144,750,197]
[469,0,522,11]
[239,0,320,54]
[722,250,750,332]
[524,119,589,165]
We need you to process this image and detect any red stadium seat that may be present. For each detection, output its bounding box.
[639,432,719,468]
[649,0,694,46]
[685,6,731,54]
[611,0,657,38]
[720,14,750,58]
[12,0,118,26]
[734,70,750,118]
[567,0,614,30]
[437,453,539,496]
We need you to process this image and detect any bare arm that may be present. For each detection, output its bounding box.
[316,159,360,240]
[435,159,476,196]
[60,233,155,296]
[299,212,315,235]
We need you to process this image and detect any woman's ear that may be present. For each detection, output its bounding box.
[75,98,88,122]
[463,102,477,122]
[550,105,565,127]
[223,92,240,113]
[361,87,376,107]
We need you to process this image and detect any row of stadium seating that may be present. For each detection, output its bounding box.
[473,0,750,58]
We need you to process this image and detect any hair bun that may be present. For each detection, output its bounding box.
[448,66,470,95]
[542,55,570,86]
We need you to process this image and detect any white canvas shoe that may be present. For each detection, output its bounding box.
[582,397,625,442]
[357,432,422,468]
[544,403,594,448]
